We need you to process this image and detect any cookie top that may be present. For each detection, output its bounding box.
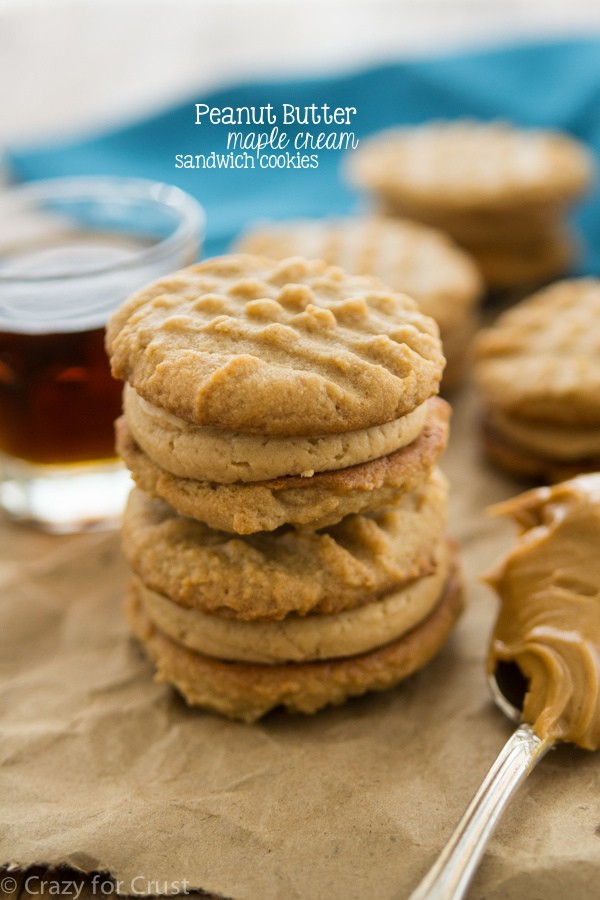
[234,217,482,326]
[106,254,443,435]
[121,468,448,621]
[473,279,600,425]
[347,120,593,212]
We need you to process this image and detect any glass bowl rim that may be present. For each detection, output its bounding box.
[0,174,205,285]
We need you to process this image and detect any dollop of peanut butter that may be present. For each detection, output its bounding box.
[485,474,600,750]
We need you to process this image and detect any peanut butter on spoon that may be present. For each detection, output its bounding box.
[410,475,600,899]
[485,473,600,751]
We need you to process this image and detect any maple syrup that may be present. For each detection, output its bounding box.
[0,175,202,530]
[0,326,121,464]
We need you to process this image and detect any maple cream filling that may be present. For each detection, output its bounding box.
[136,540,450,664]
[124,383,430,483]
[486,474,600,750]
[490,410,600,460]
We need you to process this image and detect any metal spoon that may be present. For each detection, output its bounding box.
[408,662,555,900]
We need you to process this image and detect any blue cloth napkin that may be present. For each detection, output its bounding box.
[8,38,600,267]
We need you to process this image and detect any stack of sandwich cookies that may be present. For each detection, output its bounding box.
[234,217,483,390]
[107,254,462,721]
[346,120,593,292]
[473,278,600,482]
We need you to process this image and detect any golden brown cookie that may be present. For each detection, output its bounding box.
[132,539,451,664]
[473,279,600,424]
[234,216,482,332]
[486,407,600,462]
[106,254,444,436]
[116,396,449,533]
[125,547,463,722]
[121,469,449,621]
[474,278,600,479]
[347,120,593,214]
[481,417,600,484]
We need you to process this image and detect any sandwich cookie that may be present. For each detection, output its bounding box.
[473,278,600,481]
[346,120,593,291]
[116,395,449,533]
[123,471,462,721]
[108,254,447,533]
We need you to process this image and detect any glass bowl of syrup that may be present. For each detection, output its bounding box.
[0,176,204,532]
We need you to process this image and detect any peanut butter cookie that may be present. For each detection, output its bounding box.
[347,120,593,291]
[121,469,449,621]
[348,120,592,214]
[474,278,600,479]
[125,548,463,722]
[106,254,444,435]
[116,397,449,533]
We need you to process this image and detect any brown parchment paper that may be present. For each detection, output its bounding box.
[1,386,599,900]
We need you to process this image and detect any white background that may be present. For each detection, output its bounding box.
[1,0,600,145]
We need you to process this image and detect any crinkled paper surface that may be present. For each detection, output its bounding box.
[1,388,599,900]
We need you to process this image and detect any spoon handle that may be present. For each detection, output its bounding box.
[408,723,553,900]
